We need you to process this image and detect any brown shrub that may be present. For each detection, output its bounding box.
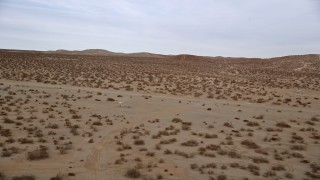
[241,139,260,149]
[27,145,49,160]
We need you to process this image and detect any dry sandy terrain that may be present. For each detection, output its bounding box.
[0,50,319,180]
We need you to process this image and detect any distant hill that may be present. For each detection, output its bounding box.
[51,49,167,58]
[0,49,318,61]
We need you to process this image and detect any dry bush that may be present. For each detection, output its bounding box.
[247,164,260,176]
[271,164,286,171]
[174,150,194,158]
[223,122,233,128]
[19,138,34,144]
[181,140,198,147]
[189,163,199,170]
[206,144,220,151]
[246,121,259,127]
[0,128,12,137]
[134,139,145,145]
[125,168,141,178]
[241,139,260,149]
[11,175,35,180]
[263,171,276,177]
[276,122,291,128]
[3,117,15,124]
[285,172,294,179]
[204,133,218,139]
[146,151,155,157]
[254,115,264,119]
[164,149,172,155]
[27,145,49,160]
[160,138,176,145]
[46,123,59,129]
[50,173,64,180]
[71,114,81,119]
[2,147,21,157]
[251,156,269,164]
[172,118,182,123]
[254,148,269,155]
[291,145,306,151]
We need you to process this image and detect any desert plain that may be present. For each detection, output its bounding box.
[0,50,319,180]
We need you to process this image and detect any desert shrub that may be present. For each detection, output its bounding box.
[107,98,115,101]
[27,145,49,160]
[291,145,306,151]
[206,144,220,151]
[229,163,240,168]
[247,121,259,127]
[272,164,286,171]
[11,175,35,180]
[3,117,14,124]
[276,122,291,128]
[251,157,269,163]
[134,139,145,145]
[71,114,81,119]
[241,140,260,149]
[146,152,155,157]
[160,138,176,144]
[68,173,75,176]
[174,150,194,158]
[70,127,79,135]
[204,133,218,139]
[254,115,264,119]
[255,148,269,155]
[172,118,182,123]
[92,121,102,126]
[47,123,59,129]
[50,173,64,180]
[263,171,276,177]
[285,172,294,179]
[223,122,233,128]
[164,149,172,155]
[0,173,5,180]
[19,138,34,144]
[190,163,199,170]
[181,140,198,147]
[217,174,227,180]
[181,125,191,131]
[227,150,241,159]
[311,116,319,121]
[125,168,141,178]
[0,129,12,137]
[248,164,260,176]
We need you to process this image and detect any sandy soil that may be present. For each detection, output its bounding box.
[0,51,319,180]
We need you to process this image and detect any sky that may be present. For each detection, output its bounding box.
[0,0,319,58]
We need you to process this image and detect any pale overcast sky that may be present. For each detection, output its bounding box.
[0,0,319,57]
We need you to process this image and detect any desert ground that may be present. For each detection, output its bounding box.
[0,50,319,180]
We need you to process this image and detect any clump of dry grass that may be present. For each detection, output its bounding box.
[12,175,35,180]
[276,122,291,128]
[181,140,198,147]
[107,98,115,101]
[125,168,141,178]
[174,150,195,158]
[134,139,145,145]
[241,139,260,149]
[290,145,306,151]
[251,156,269,164]
[160,138,176,145]
[254,114,264,119]
[27,145,49,160]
